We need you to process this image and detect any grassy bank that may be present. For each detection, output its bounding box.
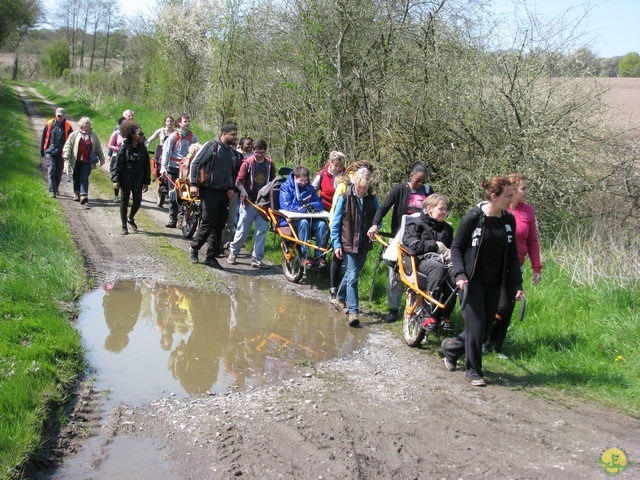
[26,82,640,419]
[0,83,87,479]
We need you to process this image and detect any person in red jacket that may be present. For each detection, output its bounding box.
[312,151,346,212]
[227,139,276,269]
[486,174,542,357]
[40,107,73,198]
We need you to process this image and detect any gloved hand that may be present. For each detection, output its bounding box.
[443,248,451,263]
[436,241,448,254]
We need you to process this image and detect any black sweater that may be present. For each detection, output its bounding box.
[451,204,522,296]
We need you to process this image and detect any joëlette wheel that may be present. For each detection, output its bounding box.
[281,241,304,283]
[182,206,199,239]
[403,290,426,347]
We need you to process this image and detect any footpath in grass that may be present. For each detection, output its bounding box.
[0,82,86,479]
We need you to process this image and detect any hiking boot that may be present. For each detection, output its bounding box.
[50,191,57,198]
[331,298,347,313]
[189,247,199,264]
[165,219,177,228]
[251,257,269,269]
[386,309,399,323]
[121,227,128,235]
[227,253,237,265]
[422,317,438,332]
[73,192,80,202]
[127,218,138,232]
[204,258,224,270]
[441,318,453,332]
[114,195,120,203]
[80,195,88,205]
[348,313,360,327]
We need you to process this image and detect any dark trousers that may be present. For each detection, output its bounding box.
[487,286,516,352]
[190,188,229,260]
[120,188,143,227]
[443,278,501,378]
[416,259,455,319]
[46,153,64,193]
[167,170,179,222]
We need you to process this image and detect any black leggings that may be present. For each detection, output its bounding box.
[120,188,143,227]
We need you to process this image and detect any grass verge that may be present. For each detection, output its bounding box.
[0,82,86,479]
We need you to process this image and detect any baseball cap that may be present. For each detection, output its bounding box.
[55,108,66,116]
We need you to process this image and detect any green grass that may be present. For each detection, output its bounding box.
[0,82,87,479]
[25,81,640,419]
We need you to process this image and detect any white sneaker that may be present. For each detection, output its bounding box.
[251,258,268,269]
[227,253,237,265]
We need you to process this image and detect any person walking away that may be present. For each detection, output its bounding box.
[188,123,241,269]
[442,176,524,387]
[402,194,455,332]
[62,117,105,205]
[107,117,126,203]
[367,163,434,322]
[40,107,73,198]
[486,174,542,357]
[160,114,198,228]
[279,166,328,268]
[227,139,276,269]
[111,121,150,235]
[331,168,379,327]
[313,151,346,212]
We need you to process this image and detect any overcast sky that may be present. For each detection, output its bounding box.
[121,0,638,58]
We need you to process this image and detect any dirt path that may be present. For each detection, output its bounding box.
[21,87,640,479]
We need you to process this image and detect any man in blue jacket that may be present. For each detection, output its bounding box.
[279,166,328,268]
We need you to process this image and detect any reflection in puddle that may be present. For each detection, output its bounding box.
[80,279,366,405]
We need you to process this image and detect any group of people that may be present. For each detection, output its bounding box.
[41,107,542,387]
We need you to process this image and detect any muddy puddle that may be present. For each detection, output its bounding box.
[44,278,367,479]
[78,278,366,405]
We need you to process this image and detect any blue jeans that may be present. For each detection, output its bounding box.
[337,252,368,314]
[292,218,328,257]
[229,202,269,261]
[73,161,91,196]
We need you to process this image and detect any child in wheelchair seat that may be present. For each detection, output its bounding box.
[278,166,329,268]
[401,194,456,332]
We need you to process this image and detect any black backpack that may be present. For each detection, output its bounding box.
[255,167,293,211]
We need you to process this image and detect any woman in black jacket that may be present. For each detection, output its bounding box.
[442,176,524,387]
[112,121,150,235]
[402,193,455,332]
[367,163,434,322]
